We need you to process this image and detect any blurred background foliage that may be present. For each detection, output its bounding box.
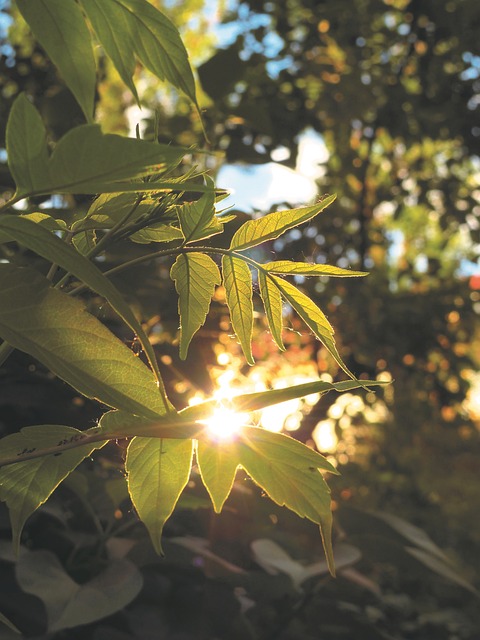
[1,0,480,638]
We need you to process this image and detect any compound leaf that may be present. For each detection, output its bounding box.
[126,438,193,554]
[80,0,197,107]
[0,425,106,552]
[170,253,221,359]
[264,261,368,278]
[16,0,96,121]
[230,195,336,251]
[270,275,357,379]
[0,265,166,418]
[258,270,284,350]
[222,255,254,365]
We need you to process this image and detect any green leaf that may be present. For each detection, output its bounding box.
[16,0,96,121]
[264,261,368,277]
[126,438,193,554]
[0,216,166,402]
[196,441,240,512]
[170,253,221,359]
[0,425,105,552]
[0,213,66,245]
[258,270,284,350]
[176,180,223,243]
[222,255,254,365]
[238,426,336,575]
[180,379,386,422]
[230,195,336,251]
[96,410,202,440]
[6,95,186,198]
[80,0,197,107]
[0,611,20,634]
[270,275,357,379]
[5,93,50,194]
[0,264,166,418]
[16,550,142,632]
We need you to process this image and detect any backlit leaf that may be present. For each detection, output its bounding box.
[180,379,386,422]
[230,195,336,251]
[176,180,223,243]
[271,275,357,379]
[0,425,105,551]
[196,441,240,512]
[126,438,193,554]
[222,255,254,364]
[264,261,368,277]
[80,0,197,107]
[238,426,336,574]
[0,264,167,418]
[0,216,166,401]
[16,550,142,631]
[131,224,183,244]
[16,0,96,121]
[170,253,221,359]
[6,95,185,198]
[258,270,284,350]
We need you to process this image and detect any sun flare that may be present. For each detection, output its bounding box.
[200,406,249,441]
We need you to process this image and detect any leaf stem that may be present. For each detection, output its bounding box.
[0,420,204,468]
[0,194,21,214]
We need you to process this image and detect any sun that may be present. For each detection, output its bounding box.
[200,406,249,442]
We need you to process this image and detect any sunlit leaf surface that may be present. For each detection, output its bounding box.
[171,252,221,359]
[126,438,193,554]
[230,196,336,251]
[222,255,254,364]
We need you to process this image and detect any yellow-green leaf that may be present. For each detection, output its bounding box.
[271,275,357,379]
[238,426,336,574]
[258,270,284,350]
[170,253,221,359]
[0,426,106,552]
[230,195,336,251]
[131,224,183,244]
[196,441,240,513]
[222,255,254,365]
[126,438,193,554]
[264,261,368,277]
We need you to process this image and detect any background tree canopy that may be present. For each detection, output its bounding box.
[0,0,479,638]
